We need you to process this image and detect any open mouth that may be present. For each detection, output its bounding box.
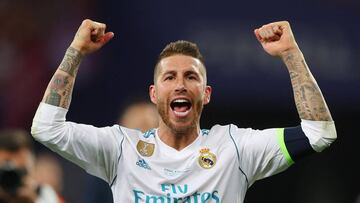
[170,99,192,117]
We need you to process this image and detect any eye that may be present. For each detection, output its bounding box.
[187,75,198,80]
[164,75,174,81]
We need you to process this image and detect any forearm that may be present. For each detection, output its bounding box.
[282,49,333,121]
[42,47,82,109]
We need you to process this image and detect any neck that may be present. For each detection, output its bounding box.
[157,121,200,151]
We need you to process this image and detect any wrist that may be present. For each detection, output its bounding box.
[69,43,86,56]
[280,47,302,60]
[281,48,309,73]
[67,45,84,59]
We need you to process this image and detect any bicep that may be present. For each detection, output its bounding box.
[40,122,121,183]
[55,122,122,182]
[281,126,315,163]
[32,103,122,183]
[237,126,315,185]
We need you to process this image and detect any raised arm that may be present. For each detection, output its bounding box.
[32,20,119,183]
[42,19,114,109]
[254,21,332,121]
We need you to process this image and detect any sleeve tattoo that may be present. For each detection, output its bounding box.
[43,47,82,109]
[59,47,82,76]
[283,52,332,121]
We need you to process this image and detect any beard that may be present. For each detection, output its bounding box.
[157,98,203,135]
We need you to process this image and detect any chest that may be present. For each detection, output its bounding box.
[117,139,241,198]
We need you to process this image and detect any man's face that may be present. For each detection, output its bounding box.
[0,149,34,173]
[0,149,36,202]
[150,54,212,134]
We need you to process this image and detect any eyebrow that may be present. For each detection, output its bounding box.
[184,70,199,76]
[162,70,177,76]
[162,70,200,76]
[184,71,201,80]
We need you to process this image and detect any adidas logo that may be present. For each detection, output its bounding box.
[136,159,151,170]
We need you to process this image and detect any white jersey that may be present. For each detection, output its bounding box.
[31,103,336,203]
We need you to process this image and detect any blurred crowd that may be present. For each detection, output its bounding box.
[0,101,158,203]
[0,0,95,129]
[0,2,95,200]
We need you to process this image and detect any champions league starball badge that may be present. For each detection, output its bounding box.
[198,147,216,169]
[137,140,155,157]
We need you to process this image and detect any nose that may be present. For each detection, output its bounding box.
[175,78,186,93]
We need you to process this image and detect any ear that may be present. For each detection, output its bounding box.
[203,85,212,105]
[149,85,157,105]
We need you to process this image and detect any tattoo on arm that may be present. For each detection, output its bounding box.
[284,52,332,121]
[45,89,61,106]
[61,80,74,108]
[43,47,82,109]
[59,47,82,76]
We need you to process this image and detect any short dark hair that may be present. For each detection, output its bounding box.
[154,40,206,83]
[0,129,33,152]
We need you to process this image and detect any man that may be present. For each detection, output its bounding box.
[0,129,58,203]
[31,19,336,202]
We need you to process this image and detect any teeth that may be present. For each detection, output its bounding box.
[174,110,190,116]
[173,99,189,103]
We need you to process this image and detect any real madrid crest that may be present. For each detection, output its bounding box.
[198,147,216,169]
[136,140,155,157]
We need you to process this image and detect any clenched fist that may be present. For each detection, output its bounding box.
[70,19,114,55]
[254,21,300,58]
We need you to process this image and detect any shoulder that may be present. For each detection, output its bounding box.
[207,124,252,138]
[117,126,156,143]
[201,124,253,148]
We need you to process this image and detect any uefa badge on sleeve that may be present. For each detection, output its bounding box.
[137,140,155,157]
[198,147,216,169]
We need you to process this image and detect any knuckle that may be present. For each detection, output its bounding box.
[259,29,264,35]
[265,29,271,35]
[264,25,272,31]
[260,31,266,38]
[82,19,92,25]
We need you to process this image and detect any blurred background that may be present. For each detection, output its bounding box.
[0,0,359,202]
